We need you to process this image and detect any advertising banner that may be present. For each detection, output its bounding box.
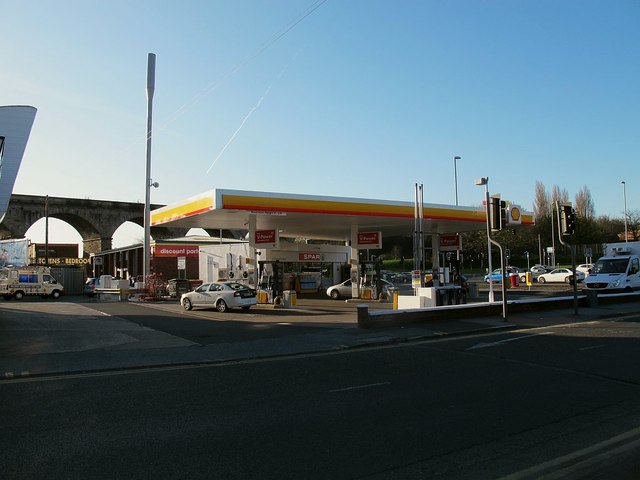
[0,238,29,267]
[251,229,279,249]
[439,234,461,252]
[357,231,382,249]
[153,245,200,257]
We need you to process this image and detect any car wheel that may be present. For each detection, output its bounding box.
[51,290,61,299]
[520,275,526,283]
[216,300,228,313]
[182,298,192,311]
[330,290,340,300]
[538,277,545,283]
[14,291,24,300]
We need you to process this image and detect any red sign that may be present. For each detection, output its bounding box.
[299,253,321,261]
[255,229,277,244]
[154,245,199,257]
[357,231,382,249]
[439,234,460,247]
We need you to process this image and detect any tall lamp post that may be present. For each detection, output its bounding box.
[474,177,494,303]
[622,180,628,242]
[143,53,157,283]
[453,156,462,206]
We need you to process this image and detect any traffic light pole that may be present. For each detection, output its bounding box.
[489,235,508,321]
[555,201,578,315]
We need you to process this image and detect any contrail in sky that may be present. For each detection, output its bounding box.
[206,51,299,174]
[206,84,273,174]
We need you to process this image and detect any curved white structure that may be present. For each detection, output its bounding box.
[0,105,37,223]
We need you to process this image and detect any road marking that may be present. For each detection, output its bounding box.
[329,382,391,393]
[466,332,553,350]
[497,425,640,480]
[579,344,607,351]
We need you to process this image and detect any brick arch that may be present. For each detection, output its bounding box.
[2,194,243,254]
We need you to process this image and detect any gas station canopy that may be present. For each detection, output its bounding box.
[151,189,534,241]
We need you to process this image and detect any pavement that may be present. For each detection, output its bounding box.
[1,295,639,380]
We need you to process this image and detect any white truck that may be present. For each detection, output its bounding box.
[584,241,640,293]
[0,266,64,300]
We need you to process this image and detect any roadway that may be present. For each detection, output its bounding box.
[2,299,640,479]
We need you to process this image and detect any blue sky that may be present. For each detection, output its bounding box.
[2,0,638,247]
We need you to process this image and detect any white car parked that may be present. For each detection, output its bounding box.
[181,281,257,312]
[537,268,585,284]
[576,263,593,275]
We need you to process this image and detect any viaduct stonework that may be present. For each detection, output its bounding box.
[0,194,195,255]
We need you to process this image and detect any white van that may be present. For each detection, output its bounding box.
[0,266,64,300]
[584,242,640,293]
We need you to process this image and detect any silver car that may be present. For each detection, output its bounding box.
[181,281,257,312]
[326,279,394,300]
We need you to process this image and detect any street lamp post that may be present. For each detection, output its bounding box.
[143,53,156,284]
[622,181,628,242]
[474,177,494,303]
[453,156,462,206]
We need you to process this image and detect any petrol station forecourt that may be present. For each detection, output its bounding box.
[150,188,534,298]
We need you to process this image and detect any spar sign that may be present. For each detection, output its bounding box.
[251,229,279,249]
[357,231,382,249]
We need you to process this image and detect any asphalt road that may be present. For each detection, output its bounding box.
[3,312,640,479]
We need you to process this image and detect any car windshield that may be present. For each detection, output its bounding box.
[592,259,629,274]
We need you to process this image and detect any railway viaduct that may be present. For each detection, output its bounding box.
[0,194,240,255]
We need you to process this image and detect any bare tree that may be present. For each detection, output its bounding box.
[575,185,595,219]
[551,185,569,204]
[626,209,640,241]
[533,181,550,221]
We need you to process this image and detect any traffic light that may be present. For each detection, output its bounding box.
[560,204,576,235]
[490,196,507,231]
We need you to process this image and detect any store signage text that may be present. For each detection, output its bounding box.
[255,230,277,244]
[299,253,321,261]
[35,257,91,266]
[154,245,200,257]
[357,231,382,249]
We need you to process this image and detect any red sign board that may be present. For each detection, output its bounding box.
[299,253,321,261]
[154,245,199,257]
[255,229,277,244]
[439,234,461,251]
[357,231,382,249]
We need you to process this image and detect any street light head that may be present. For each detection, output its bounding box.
[621,180,626,185]
[454,156,461,160]
[151,181,159,188]
[474,177,488,186]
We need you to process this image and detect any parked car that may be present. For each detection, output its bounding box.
[483,267,519,283]
[326,279,395,300]
[181,281,257,312]
[519,265,551,283]
[83,277,98,297]
[537,268,585,284]
[576,264,593,275]
[390,272,412,283]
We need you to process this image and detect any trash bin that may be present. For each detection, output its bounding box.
[509,273,519,288]
[283,290,294,308]
[468,283,478,298]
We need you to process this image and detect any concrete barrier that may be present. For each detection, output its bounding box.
[356,291,640,328]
